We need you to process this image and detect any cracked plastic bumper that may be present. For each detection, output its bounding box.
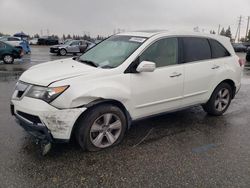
[11,97,87,140]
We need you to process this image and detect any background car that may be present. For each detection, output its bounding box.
[37,36,59,45]
[232,43,247,52]
[0,36,31,54]
[246,47,250,62]
[0,36,22,47]
[29,38,38,45]
[50,40,94,56]
[0,41,23,64]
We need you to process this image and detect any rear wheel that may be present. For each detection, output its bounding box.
[59,48,67,56]
[75,104,127,151]
[3,54,14,64]
[202,83,232,116]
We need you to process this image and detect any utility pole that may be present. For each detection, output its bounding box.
[238,16,243,42]
[245,16,250,41]
[218,24,221,35]
[235,16,243,42]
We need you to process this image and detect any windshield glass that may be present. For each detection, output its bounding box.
[78,35,147,68]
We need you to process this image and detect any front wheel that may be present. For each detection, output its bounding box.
[75,104,127,151]
[246,55,250,62]
[3,54,14,64]
[59,48,67,56]
[202,83,232,116]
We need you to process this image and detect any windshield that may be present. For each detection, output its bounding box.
[78,35,147,68]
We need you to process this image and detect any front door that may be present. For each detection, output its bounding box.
[130,37,184,119]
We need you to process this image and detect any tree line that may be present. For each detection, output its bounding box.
[1,32,106,41]
[210,26,250,42]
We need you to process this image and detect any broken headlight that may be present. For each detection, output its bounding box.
[26,85,69,103]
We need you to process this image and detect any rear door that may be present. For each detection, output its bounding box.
[180,37,215,106]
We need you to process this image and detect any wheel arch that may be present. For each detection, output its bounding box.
[70,99,132,140]
[217,79,236,98]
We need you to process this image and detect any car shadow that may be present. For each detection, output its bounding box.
[19,105,229,158]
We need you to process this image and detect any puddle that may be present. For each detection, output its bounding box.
[0,68,26,81]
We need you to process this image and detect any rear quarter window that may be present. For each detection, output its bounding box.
[181,37,211,63]
[208,39,230,58]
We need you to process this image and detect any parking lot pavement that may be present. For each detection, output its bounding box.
[1,46,250,187]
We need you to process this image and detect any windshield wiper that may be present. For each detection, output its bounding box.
[77,59,98,67]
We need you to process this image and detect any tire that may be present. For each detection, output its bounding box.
[246,55,250,62]
[3,54,14,64]
[75,104,127,151]
[202,83,233,116]
[59,48,67,56]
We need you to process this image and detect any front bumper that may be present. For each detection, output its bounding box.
[11,96,87,141]
[50,48,59,53]
[13,109,54,142]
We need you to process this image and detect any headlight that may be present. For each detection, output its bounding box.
[26,85,69,103]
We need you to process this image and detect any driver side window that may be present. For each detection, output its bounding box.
[139,38,178,68]
[70,41,79,46]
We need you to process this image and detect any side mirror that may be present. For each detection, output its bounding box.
[136,61,156,73]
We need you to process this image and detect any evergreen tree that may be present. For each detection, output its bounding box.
[62,34,66,40]
[34,34,40,38]
[225,26,232,39]
[220,28,226,36]
[210,30,216,34]
[67,34,71,39]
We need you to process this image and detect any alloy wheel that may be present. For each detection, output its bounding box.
[90,113,122,148]
[215,88,230,112]
[3,55,13,63]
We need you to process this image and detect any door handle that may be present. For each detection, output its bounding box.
[211,65,220,69]
[170,72,182,78]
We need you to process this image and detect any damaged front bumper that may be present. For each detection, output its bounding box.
[11,96,87,143]
[13,109,54,143]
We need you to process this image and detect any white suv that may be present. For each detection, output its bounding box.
[11,31,242,152]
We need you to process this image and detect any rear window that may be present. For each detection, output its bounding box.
[209,39,230,58]
[181,37,211,63]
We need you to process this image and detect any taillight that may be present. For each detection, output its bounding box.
[20,49,24,57]
[238,58,245,67]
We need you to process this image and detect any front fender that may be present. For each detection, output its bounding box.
[50,73,131,110]
[70,85,131,108]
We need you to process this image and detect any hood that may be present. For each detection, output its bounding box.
[19,58,100,86]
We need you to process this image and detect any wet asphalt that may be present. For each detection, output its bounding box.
[0,46,250,187]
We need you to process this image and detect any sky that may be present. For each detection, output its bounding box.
[0,0,250,38]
